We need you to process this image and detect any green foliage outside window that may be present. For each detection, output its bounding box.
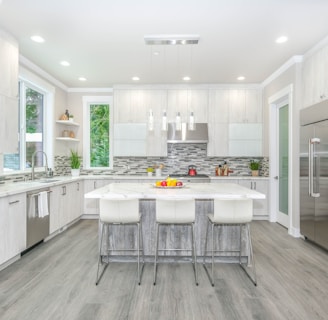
[90,104,110,167]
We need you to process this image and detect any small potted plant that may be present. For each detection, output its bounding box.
[70,149,81,177]
[250,160,260,176]
[147,167,154,177]
[69,114,74,122]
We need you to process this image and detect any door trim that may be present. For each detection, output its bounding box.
[268,84,294,234]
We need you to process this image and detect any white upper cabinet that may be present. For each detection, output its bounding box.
[113,85,262,157]
[0,30,18,98]
[229,88,262,123]
[0,96,18,153]
[207,86,262,156]
[208,89,230,123]
[0,31,19,154]
[167,89,208,123]
[303,44,328,107]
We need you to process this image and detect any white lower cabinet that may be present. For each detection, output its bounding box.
[50,181,83,233]
[238,179,269,217]
[0,193,26,265]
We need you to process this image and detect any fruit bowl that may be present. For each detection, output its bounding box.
[153,179,185,188]
[153,184,185,189]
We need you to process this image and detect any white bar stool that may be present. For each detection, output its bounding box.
[203,198,257,286]
[154,198,198,286]
[96,198,144,285]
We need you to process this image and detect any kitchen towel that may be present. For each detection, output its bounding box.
[38,191,49,218]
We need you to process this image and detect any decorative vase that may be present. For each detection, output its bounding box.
[71,168,80,177]
[251,170,259,177]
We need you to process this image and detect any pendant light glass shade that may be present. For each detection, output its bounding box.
[162,110,167,131]
[189,111,195,130]
[176,112,182,131]
[148,109,154,131]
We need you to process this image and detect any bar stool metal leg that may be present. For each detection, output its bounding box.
[191,222,199,285]
[137,222,145,285]
[239,223,257,286]
[96,223,109,285]
[203,219,215,286]
[153,223,160,285]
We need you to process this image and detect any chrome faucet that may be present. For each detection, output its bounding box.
[31,151,48,180]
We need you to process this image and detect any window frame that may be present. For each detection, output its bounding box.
[82,96,113,170]
[4,66,54,174]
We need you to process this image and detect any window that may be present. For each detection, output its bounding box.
[83,96,113,169]
[4,68,54,173]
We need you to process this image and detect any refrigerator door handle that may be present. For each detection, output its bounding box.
[310,137,320,198]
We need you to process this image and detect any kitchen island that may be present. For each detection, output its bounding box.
[85,182,265,261]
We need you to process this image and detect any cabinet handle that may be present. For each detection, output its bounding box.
[62,186,66,195]
[254,182,256,189]
[94,181,97,189]
[9,200,20,205]
[77,182,80,191]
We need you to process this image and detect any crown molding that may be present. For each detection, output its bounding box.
[19,55,68,91]
[261,55,303,88]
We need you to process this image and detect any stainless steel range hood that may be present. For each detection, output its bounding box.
[167,123,208,143]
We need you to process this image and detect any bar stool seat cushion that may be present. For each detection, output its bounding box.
[156,198,195,224]
[100,198,140,224]
[208,198,253,224]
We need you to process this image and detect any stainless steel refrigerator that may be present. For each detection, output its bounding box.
[300,100,328,250]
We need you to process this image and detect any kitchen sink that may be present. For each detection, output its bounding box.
[39,179,61,183]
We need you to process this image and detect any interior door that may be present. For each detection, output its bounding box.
[277,103,289,227]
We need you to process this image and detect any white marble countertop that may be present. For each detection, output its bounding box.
[84,182,266,200]
[0,174,269,198]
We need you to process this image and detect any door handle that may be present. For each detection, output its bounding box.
[274,176,278,180]
[310,137,320,198]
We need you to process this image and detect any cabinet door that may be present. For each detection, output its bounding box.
[238,179,269,217]
[0,96,18,153]
[208,89,230,124]
[67,181,83,222]
[167,90,189,122]
[0,30,19,97]
[188,89,208,123]
[49,185,64,233]
[0,193,26,265]
[245,89,262,123]
[229,89,246,123]
[207,123,229,156]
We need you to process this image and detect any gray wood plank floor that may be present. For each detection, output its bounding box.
[0,220,327,320]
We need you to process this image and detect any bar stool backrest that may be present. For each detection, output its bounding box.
[156,198,196,224]
[99,198,140,223]
[213,198,253,224]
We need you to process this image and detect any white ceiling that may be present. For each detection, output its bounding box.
[0,0,328,88]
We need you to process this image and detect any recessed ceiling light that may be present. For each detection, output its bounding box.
[153,51,160,56]
[78,77,87,81]
[132,76,140,81]
[183,76,191,81]
[237,76,245,81]
[276,36,288,44]
[31,35,45,43]
[60,61,70,66]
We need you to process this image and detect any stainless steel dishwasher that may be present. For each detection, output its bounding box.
[26,188,51,249]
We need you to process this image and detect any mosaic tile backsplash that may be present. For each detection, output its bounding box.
[1,143,269,183]
[56,143,269,177]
